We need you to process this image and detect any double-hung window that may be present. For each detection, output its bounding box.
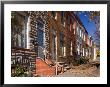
[11,12,27,48]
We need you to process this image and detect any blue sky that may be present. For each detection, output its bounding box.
[77,12,97,40]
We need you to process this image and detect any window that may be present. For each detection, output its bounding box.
[71,18,74,25]
[84,34,85,41]
[11,12,27,48]
[82,31,83,39]
[77,27,79,35]
[68,16,70,27]
[60,32,64,56]
[51,11,56,18]
[80,29,82,37]
[88,37,90,45]
[77,42,80,55]
[60,32,64,47]
[61,11,64,24]
[70,42,73,55]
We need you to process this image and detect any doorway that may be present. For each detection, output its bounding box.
[51,29,57,61]
[37,19,45,59]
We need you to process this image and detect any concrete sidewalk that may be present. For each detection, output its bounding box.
[55,64,100,77]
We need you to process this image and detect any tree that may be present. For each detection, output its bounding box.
[89,11,100,47]
[74,11,100,48]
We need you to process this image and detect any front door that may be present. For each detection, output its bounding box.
[51,30,56,60]
[37,19,45,59]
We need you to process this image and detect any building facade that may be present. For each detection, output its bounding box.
[11,11,96,76]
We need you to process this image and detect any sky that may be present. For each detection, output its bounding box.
[76,11,98,41]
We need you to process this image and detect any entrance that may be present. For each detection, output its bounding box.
[37,19,45,59]
[51,29,57,60]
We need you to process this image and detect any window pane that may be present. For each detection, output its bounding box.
[51,11,56,17]
[11,12,26,48]
[37,20,44,47]
[60,32,64,47]
[61,11,64,24]
[37,21,44,29]
[38,29,44,47]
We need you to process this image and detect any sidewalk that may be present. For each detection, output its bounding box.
[55,64,100,77]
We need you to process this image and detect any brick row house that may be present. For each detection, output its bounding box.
[74,14,94,60]
[11,11,97,77]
